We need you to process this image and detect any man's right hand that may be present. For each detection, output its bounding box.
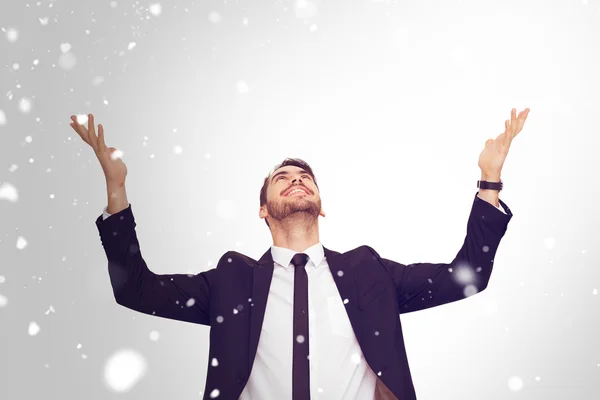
[70,113,128,185]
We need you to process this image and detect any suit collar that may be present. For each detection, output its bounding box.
[256,244,343,270]
[270,242,325,269]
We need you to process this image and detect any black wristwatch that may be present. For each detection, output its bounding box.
[477,180,503,191]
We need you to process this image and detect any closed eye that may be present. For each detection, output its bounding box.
[277,175,311,180]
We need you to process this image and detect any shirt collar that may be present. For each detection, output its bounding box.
[271,242,325,269]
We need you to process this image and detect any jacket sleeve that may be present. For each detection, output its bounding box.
[95,203,214,325]
[368,191,513,315]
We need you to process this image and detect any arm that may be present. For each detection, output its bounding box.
[96,187,214,325]
[369,191,512,314]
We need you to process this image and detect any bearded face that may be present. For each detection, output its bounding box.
[262,166,324,226]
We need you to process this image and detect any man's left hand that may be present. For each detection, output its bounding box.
[478,107,531,177]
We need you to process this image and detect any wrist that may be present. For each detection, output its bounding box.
[481,171,501,182]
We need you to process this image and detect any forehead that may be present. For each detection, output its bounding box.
[269,165,307,178]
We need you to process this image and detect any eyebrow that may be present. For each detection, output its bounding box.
[270,169,311,183]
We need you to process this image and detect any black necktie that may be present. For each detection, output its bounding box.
[291,252,311,400]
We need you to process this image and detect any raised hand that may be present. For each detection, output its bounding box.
[70,114,128,185]
[478,107,530,176]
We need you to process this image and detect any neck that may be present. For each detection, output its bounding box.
[270,215,320,253]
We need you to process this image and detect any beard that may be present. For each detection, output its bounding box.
[266,195,322,226]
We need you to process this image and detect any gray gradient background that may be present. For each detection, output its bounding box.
[1,0,599,398]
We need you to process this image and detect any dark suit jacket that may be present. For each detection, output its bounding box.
[95,192,512,400]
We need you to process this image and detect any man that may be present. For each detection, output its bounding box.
[71,107,530,399]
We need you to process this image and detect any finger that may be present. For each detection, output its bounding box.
[499,121,510,148]
[514,108,530,137]
[518,107,530,128]
[87,114,100,153]
[510,108,517,136]
[71,115,89,134]
[504,109,515,145]
[97,123,107,153]
[70,116,90,145]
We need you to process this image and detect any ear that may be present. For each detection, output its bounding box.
[259,206,268,220]
[319,208,326,218]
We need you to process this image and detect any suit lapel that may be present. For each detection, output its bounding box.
[248,248,275,373]
[323,246,363,342]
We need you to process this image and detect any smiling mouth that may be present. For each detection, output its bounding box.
[285,189,309,196]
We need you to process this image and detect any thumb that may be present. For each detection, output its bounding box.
[485,139,494,146]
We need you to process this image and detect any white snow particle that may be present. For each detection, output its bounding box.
[0,182,18,202]
[60,43,71,53]
[58,52,77,71]
[208,12,221,24]
[453,263,475,285]
[149,4,162,16]
[508,376,523,391]
[19,97,32,113]
[92,76,104,86]
[463,284,478,297]
[6,28,18,43]
[104,349,147,392]
[16,236,28,250]
[29,321,40,336]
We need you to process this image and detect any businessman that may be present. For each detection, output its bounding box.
[71,107,530,400]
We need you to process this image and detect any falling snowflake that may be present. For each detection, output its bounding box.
[103,349,147,393]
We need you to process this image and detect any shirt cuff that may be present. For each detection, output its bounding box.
[476,194,506,214]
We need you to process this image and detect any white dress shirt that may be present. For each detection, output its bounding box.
[100,195,506,399]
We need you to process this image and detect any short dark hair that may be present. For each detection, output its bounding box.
[260,158,319,229]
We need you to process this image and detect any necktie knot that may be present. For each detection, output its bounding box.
[291,253,310,269]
